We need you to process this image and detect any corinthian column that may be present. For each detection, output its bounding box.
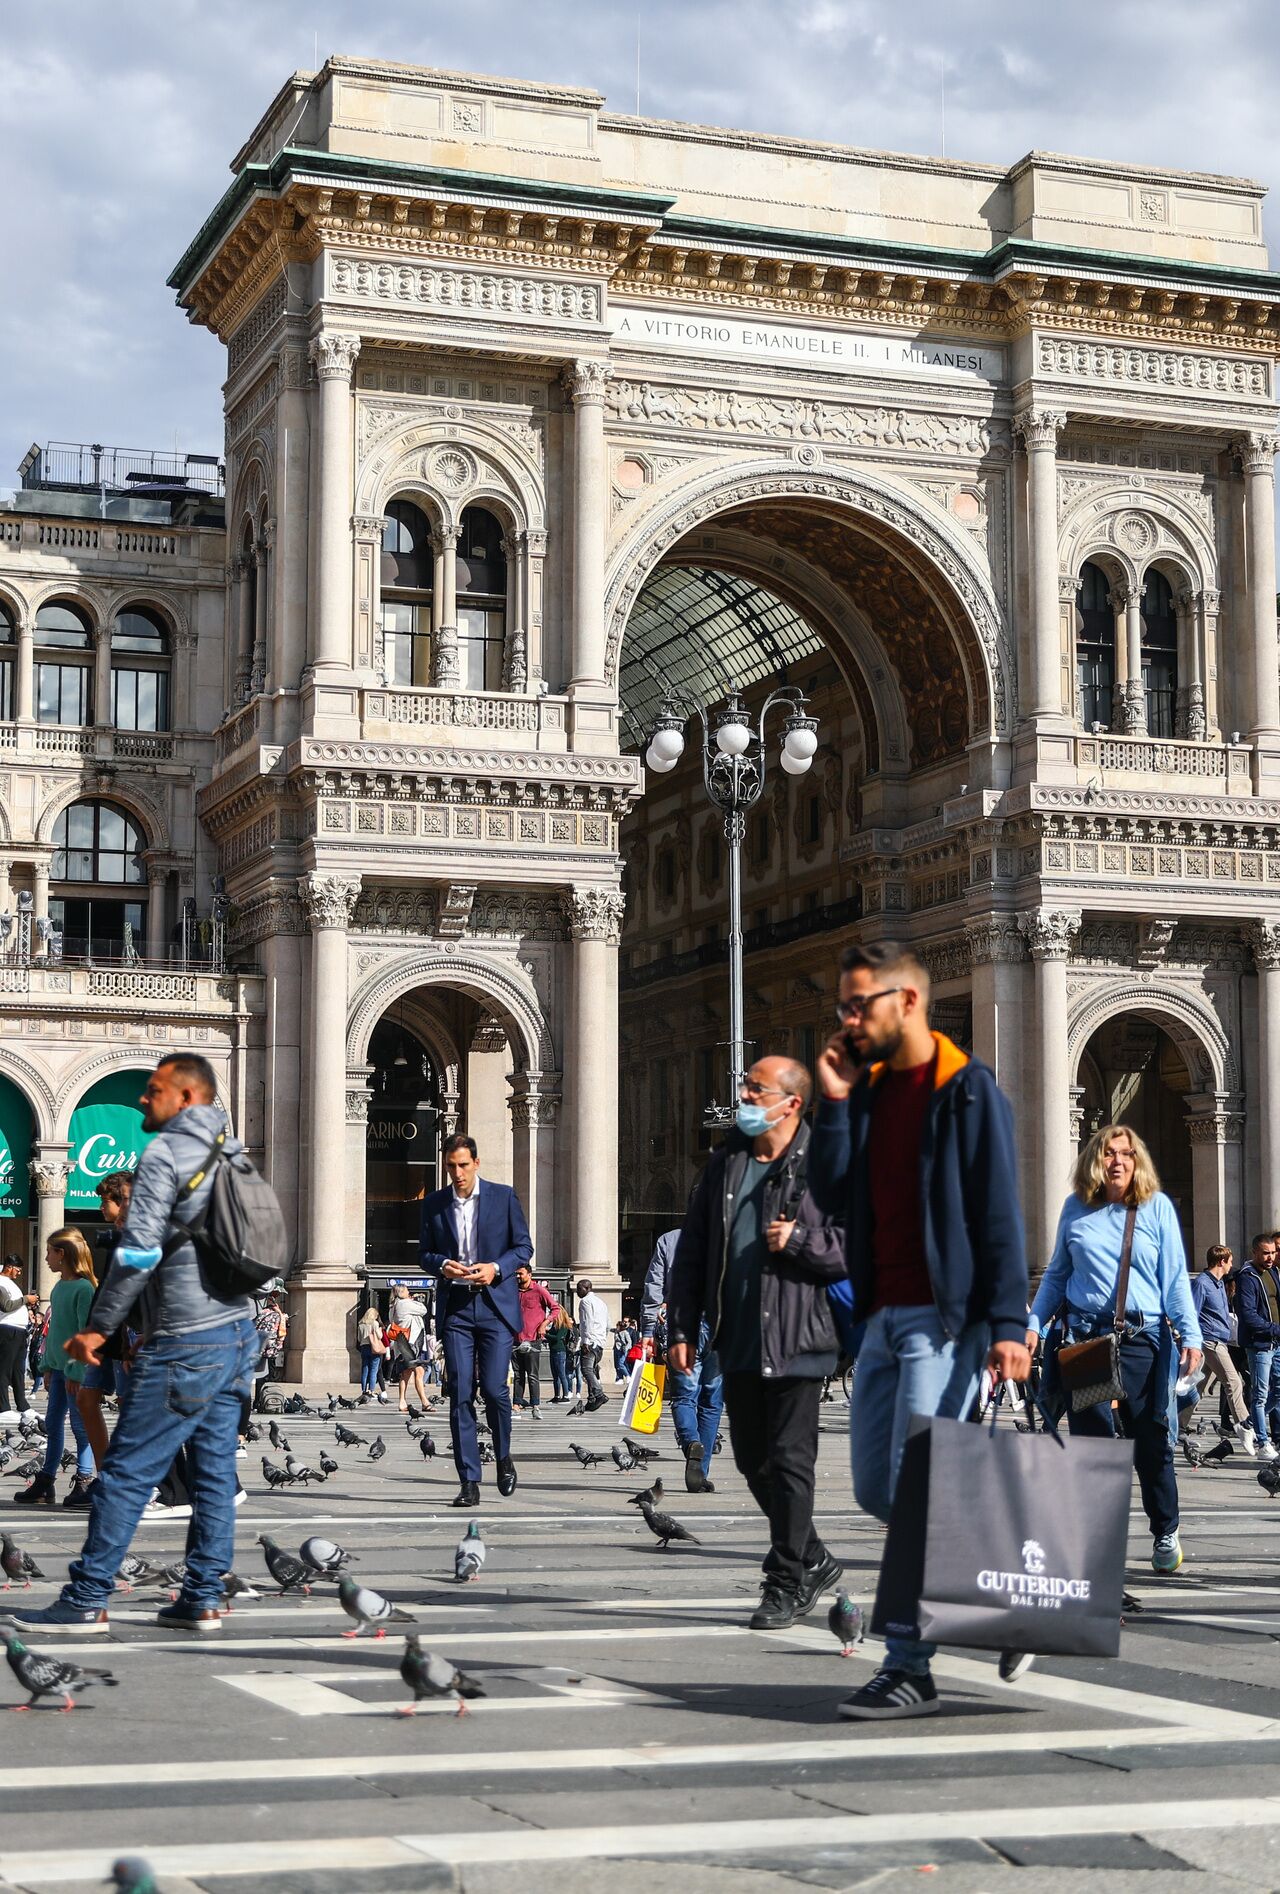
[308,332,361,674]
[562,361,609,692]
[1020,909,1081,1271]
[431,526,460,688]
[1237,433,1280,742]
[1012,408,1067,723]
[566,885,626,1308]
[1254,921,1280,1227]
[295,871,361,1381]
[29,1150,72,1299]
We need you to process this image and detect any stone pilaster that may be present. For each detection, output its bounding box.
[566,885,625,1301]
[1020,909,1081,1269]
[1012,407,1067,723]
[29,1151,72,1300]
[563,360,609,693]
[1237,432,1280,745]
[1253,920,1280,1228]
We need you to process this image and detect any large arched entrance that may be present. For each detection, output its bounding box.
[1078,1017,1195,1253]
[613,476,999,1292]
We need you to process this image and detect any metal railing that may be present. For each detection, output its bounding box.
[20,441,225,497]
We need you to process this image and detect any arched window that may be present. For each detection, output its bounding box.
[50,800,147,960]
[1076,562,1114,730]
[456,506,506,692]
[1141,571,1178,740]
[381,499,433,687]
[0,602,13,722]
[111,607,170,732]
[35,601,92,725]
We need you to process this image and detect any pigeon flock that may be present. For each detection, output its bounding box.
[0,1383,861,1743]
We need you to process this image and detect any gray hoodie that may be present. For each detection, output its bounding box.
[91,1102,254,1340]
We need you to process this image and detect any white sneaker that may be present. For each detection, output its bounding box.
[142,1500,193,1520]
[1239,1427,1259,1457]
[1259,1441,1278,1462]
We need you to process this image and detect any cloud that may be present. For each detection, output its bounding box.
[3,0,1279,484]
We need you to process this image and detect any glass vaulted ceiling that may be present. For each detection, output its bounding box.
[619,564,825,748]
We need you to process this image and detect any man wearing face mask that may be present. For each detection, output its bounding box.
[668,1055,847,1629]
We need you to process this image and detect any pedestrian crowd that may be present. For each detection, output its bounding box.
[1,939,1228,1721]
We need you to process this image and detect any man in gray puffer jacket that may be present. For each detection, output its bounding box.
[11,1053,258,1635]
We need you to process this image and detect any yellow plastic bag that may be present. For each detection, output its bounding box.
[620,1360,666,1435]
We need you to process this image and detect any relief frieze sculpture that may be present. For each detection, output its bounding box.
[604,378,1002,458]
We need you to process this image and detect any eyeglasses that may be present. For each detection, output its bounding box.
[835,988,901,1022]
[741,1080,792,1098]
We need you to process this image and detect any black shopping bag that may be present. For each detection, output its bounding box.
[871,1413,1134,1658]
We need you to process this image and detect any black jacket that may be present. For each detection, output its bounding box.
[668,1119,846,1378]
[1236,1262,1280,1348]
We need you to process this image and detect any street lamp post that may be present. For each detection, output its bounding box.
[644,681,818,1122]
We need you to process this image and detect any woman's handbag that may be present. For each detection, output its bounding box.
[1055,1205,1137,1413]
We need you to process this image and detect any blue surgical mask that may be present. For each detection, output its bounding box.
[735,1101,770,1136]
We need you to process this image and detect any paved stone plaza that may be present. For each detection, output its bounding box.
[4,1396,1280,1891]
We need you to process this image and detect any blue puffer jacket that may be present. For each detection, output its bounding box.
[90,1103,254,1341]
[808,1033,1028,1346]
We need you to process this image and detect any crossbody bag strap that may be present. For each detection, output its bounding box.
[161,1130,227,1256]
[1112,1204,1138,1334]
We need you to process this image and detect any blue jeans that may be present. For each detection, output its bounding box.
[63,1318,257,1612]
[850,1306,987,1675]
[42,1371,95,1479]
[669,1319,724,1478]
[1249,1345,1280,1445]
[549,1352,570,1399]
[359,1343,381,1396]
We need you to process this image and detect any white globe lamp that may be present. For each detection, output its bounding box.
[779,749,811,776]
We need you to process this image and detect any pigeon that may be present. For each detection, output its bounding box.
[405,1402,423,1420]
[399,1635,486,1717]
[1,1534,44,1590]
[1,1623,117,1710]
[570,1442,600,1468]
[257,1535,312,1594]
[1259,1461,1280,1497]
[154,1562,188,1590]
[299,1536,355,1577]
[267,1422,290,1454]
[367,1436,387,1463]
[622,1440,661,1465]
[568,1398,585,1416]
[261,1457,292,1490]
[107,1858,159,1893]
[627,1478,664,1509]
[114,1554,163,1594]
[419,1433,437,1461]
[244,1422,263,1444]
[478,1439,495,1465]
[18,1410,42,1435]
[284,1455,319,1485]
[827,1592,864,1657]
[13,1458,42,1483]
[337,1574,414,1638]
[219,1571,259,1606]
[712,1433,724,1455]
[336,1394,359,1410]
[455,1520,486,1583]
[318,1450,339,1477]
[611,1443,637,1473]
[334,1424,367,1448]
[59,1449,76,1473]
[637,1499,700,1550]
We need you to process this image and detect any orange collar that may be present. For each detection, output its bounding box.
[866,1031,969,1092]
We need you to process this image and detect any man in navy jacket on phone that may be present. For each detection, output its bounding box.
[419,1134,533,1507]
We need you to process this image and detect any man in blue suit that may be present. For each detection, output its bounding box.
[419,1133,533,1507]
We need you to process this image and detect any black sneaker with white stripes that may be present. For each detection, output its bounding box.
[837,1666,939,1720]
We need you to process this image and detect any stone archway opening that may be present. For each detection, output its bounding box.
[1078,1015,1196,1257]
[362,1013,441,1292]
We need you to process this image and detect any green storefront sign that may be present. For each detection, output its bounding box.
[66,1070,155,1213]
[0,1074,33,1218]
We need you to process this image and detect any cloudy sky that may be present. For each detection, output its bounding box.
[3,0,1278,489]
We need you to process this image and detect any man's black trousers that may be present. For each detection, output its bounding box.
[0,1324,28,1413]
[722,1371,826,1591]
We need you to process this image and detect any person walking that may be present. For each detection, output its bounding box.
[9,1052,259,1633]
[546,1306,573,1402]
[14,1230,98,1510]
[1030,1123,1202,1580]
[512,1265,559,1418]
[575,1280,610,1412]
[390,1288,430,1411]
[1234,1233,1280,1460]
[643,1226,722,1491]
[1192,1246,1254,1451]
[0,1253,36,1421]
[419,1134,532,1506]
[810,940,1030,1721]
[670,1055,847,1629]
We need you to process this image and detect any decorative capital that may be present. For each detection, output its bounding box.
[1253,919,1280,971]
[1174,585,1200,616]
[1012,407,1066,452]
[231,553,252,581]
[1058,574,1079,603]
[297,873,361,931]
[345,1086,371,1126]
[309,332,361,381]
[1107,582,1143,612]
[1018,909,1080,960]
[562,358,610,407]
[351,513,387,539]
[508,1070,562,1129]
[566,885,626,943]
[28,1158,72,1197]
[965,915,1025,965]
[1236,431,1280,474]
[260,518,277,553]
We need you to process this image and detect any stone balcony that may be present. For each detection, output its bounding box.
[0,723,179,762]
[1033,727,1256,797]
[0,961,263,1015]
[214,685,572,767]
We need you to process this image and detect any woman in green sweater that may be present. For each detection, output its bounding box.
[14,1228,97,1509]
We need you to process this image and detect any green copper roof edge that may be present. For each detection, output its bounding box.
[169,147,675,297]
[988,236,1280,295]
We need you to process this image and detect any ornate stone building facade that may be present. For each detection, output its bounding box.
[8,55,1278,1367]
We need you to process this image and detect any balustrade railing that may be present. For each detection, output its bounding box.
[360,687,567,741]
[1073,732,1252,782]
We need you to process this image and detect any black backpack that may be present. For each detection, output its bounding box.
[169,1129,288,1299]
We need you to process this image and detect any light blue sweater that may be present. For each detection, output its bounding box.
[1029,1192,1202,1348]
